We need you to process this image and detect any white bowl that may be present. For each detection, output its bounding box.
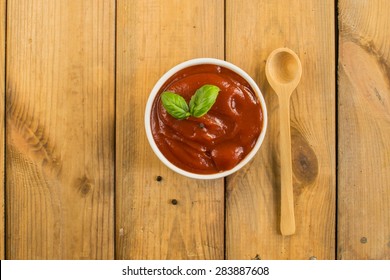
[145,58,268,179]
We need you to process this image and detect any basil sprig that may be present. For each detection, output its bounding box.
[161,85,220,120]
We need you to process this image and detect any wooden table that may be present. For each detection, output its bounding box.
[1,0,389,260]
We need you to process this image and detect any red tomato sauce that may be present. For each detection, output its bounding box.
[151,64,263,174]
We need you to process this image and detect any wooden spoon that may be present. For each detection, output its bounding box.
[265,47,302,236]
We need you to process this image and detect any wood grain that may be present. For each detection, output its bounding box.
[338,0,390,260]
[116,0,225,259]
[6,0,115,259]
[225,0,336,259]
[0,0,5,260]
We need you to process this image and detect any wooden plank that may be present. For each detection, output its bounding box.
[116,0,225,259]
[225,0,336,259]
[338,0,390,260]
[0,0,5,260]
[6,0,115,259]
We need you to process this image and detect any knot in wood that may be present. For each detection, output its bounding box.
[291,128,319,187]
[76,175,93,196]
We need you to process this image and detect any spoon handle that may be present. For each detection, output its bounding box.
[279,95,295,236]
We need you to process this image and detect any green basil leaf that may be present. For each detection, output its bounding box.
[189,85,220,118]
[161,91,190,120]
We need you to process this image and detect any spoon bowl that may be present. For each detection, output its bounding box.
[265,47,302,236]
[266,48,302,93]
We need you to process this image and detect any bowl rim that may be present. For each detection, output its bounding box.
[144,57,268,179]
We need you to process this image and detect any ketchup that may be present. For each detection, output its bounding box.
[151,64,263,174]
